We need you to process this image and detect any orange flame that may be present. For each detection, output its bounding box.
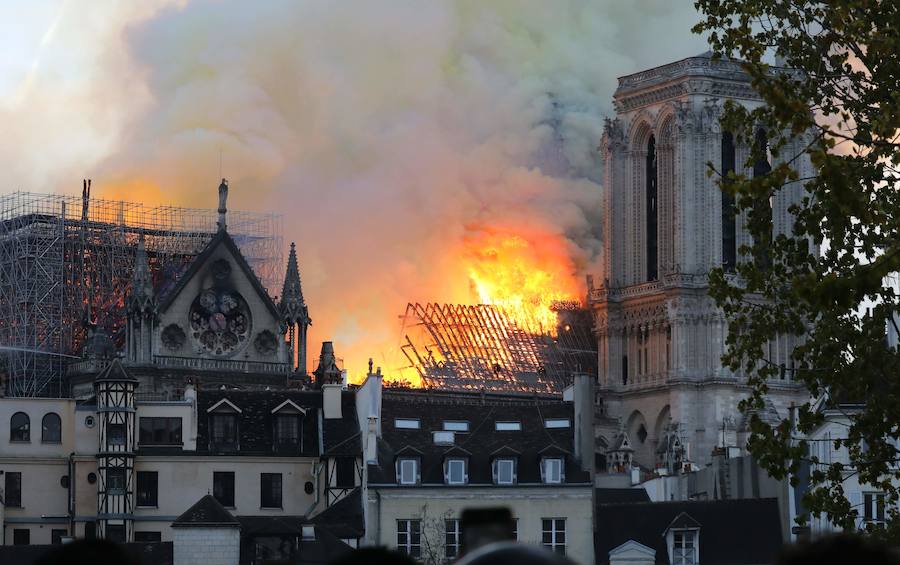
[464,230,581,336]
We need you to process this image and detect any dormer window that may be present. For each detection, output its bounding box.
[275,414,301,447]
[211,413,238,451]
[208,398,241,451]
[493,458,517,485]
[541,457,564,484]
[397,457,420,485]
[445,458,468,485]
[672,529,698,565]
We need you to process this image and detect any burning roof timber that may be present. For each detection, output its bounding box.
[399,302,597,395]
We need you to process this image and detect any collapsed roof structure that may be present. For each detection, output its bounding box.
[399,301,597,395]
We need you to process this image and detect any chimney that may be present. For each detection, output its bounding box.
[573,373,595,473]
[322,383,342,419]
[356,362,384,464]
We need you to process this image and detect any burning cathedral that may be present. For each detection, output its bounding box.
[590,52,812,470]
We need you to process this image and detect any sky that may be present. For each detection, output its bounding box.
[0,0,708,378]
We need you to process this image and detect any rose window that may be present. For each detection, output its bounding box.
[189,288,251,356]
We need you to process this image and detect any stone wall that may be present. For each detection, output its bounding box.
[173,526,240,565]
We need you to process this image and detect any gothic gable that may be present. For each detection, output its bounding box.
[154,231,288,366]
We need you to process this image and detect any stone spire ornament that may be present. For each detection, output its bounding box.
[279,242,311,374]
[217,178,228,232]
[126,232,157,364]
[129,233,156,315]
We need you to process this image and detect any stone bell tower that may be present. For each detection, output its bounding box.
[591,52,812,468]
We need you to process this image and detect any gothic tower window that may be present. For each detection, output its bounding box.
[753,128,773,269]
[646,135,658,281]
[721,132,737,271]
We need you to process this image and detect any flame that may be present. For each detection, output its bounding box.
[464,230,581,336]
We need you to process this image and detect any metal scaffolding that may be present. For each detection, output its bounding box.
[0,190,282,397]
[399,302,597,395]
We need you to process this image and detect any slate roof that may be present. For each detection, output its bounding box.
[95,358,139,382]
[322,392,361,456]
[312,488,365,539]
[238,515,305,536]
[172,494,240,527]
[595,488,651,504]
[594,498,783,565]
[0,541,174,565]
[369,390,591,486]
[296,526,354,564]
[195,390,322,456]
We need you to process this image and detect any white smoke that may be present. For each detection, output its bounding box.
[1,0,707,376]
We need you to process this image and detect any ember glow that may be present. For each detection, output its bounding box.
[465,231,581,336]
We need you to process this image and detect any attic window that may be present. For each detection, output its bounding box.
[433,431,455,445]
[544,419,570,429]
[672,529,698,565]
[443,421,469,432]
[395,418,420,429]
[495,421,521,431]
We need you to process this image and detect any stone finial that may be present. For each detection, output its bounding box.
[217,178,228,232]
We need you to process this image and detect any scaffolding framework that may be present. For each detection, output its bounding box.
[399,302,597,394]
[0,191,282,397]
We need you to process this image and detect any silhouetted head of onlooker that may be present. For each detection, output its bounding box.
[35,539,137,565]
[460,507,516,554]
[330,546,418,565]
[777,533,900,565]
[455,541,575,565]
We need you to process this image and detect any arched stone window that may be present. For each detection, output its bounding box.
[646,135,658,281]
[42,412,62,443]
[753,128,773,268]
[722,131,737,271]
[10,412,30,442]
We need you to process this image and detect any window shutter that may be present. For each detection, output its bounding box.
[560,459,565,483]
[512,460,518,483]
[464,459,469,484]
[492,460,497,483]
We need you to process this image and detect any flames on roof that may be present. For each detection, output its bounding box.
[399,301,596,394]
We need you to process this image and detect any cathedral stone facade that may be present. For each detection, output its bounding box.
[591,53,813,469]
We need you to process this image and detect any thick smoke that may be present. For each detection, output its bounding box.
[2,0,706,377]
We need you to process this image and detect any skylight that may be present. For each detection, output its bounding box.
[433,431,455,445]
[443,421,469,432]
[395,418,420,429]
[495,421,521,431]
[544,419,570,429]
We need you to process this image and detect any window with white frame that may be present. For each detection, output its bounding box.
[672,529,698,565]
[542,457,564,484]
[493,458,516,485]
[395,418,420,429]
[863,492,886,527]
[445,457,468,485]
[397,519,421,558]
[397,457,419,485]
[445,519,461,560]
[541,518,566,555]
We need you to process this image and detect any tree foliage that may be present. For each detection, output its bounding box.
[694,0,900,539]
